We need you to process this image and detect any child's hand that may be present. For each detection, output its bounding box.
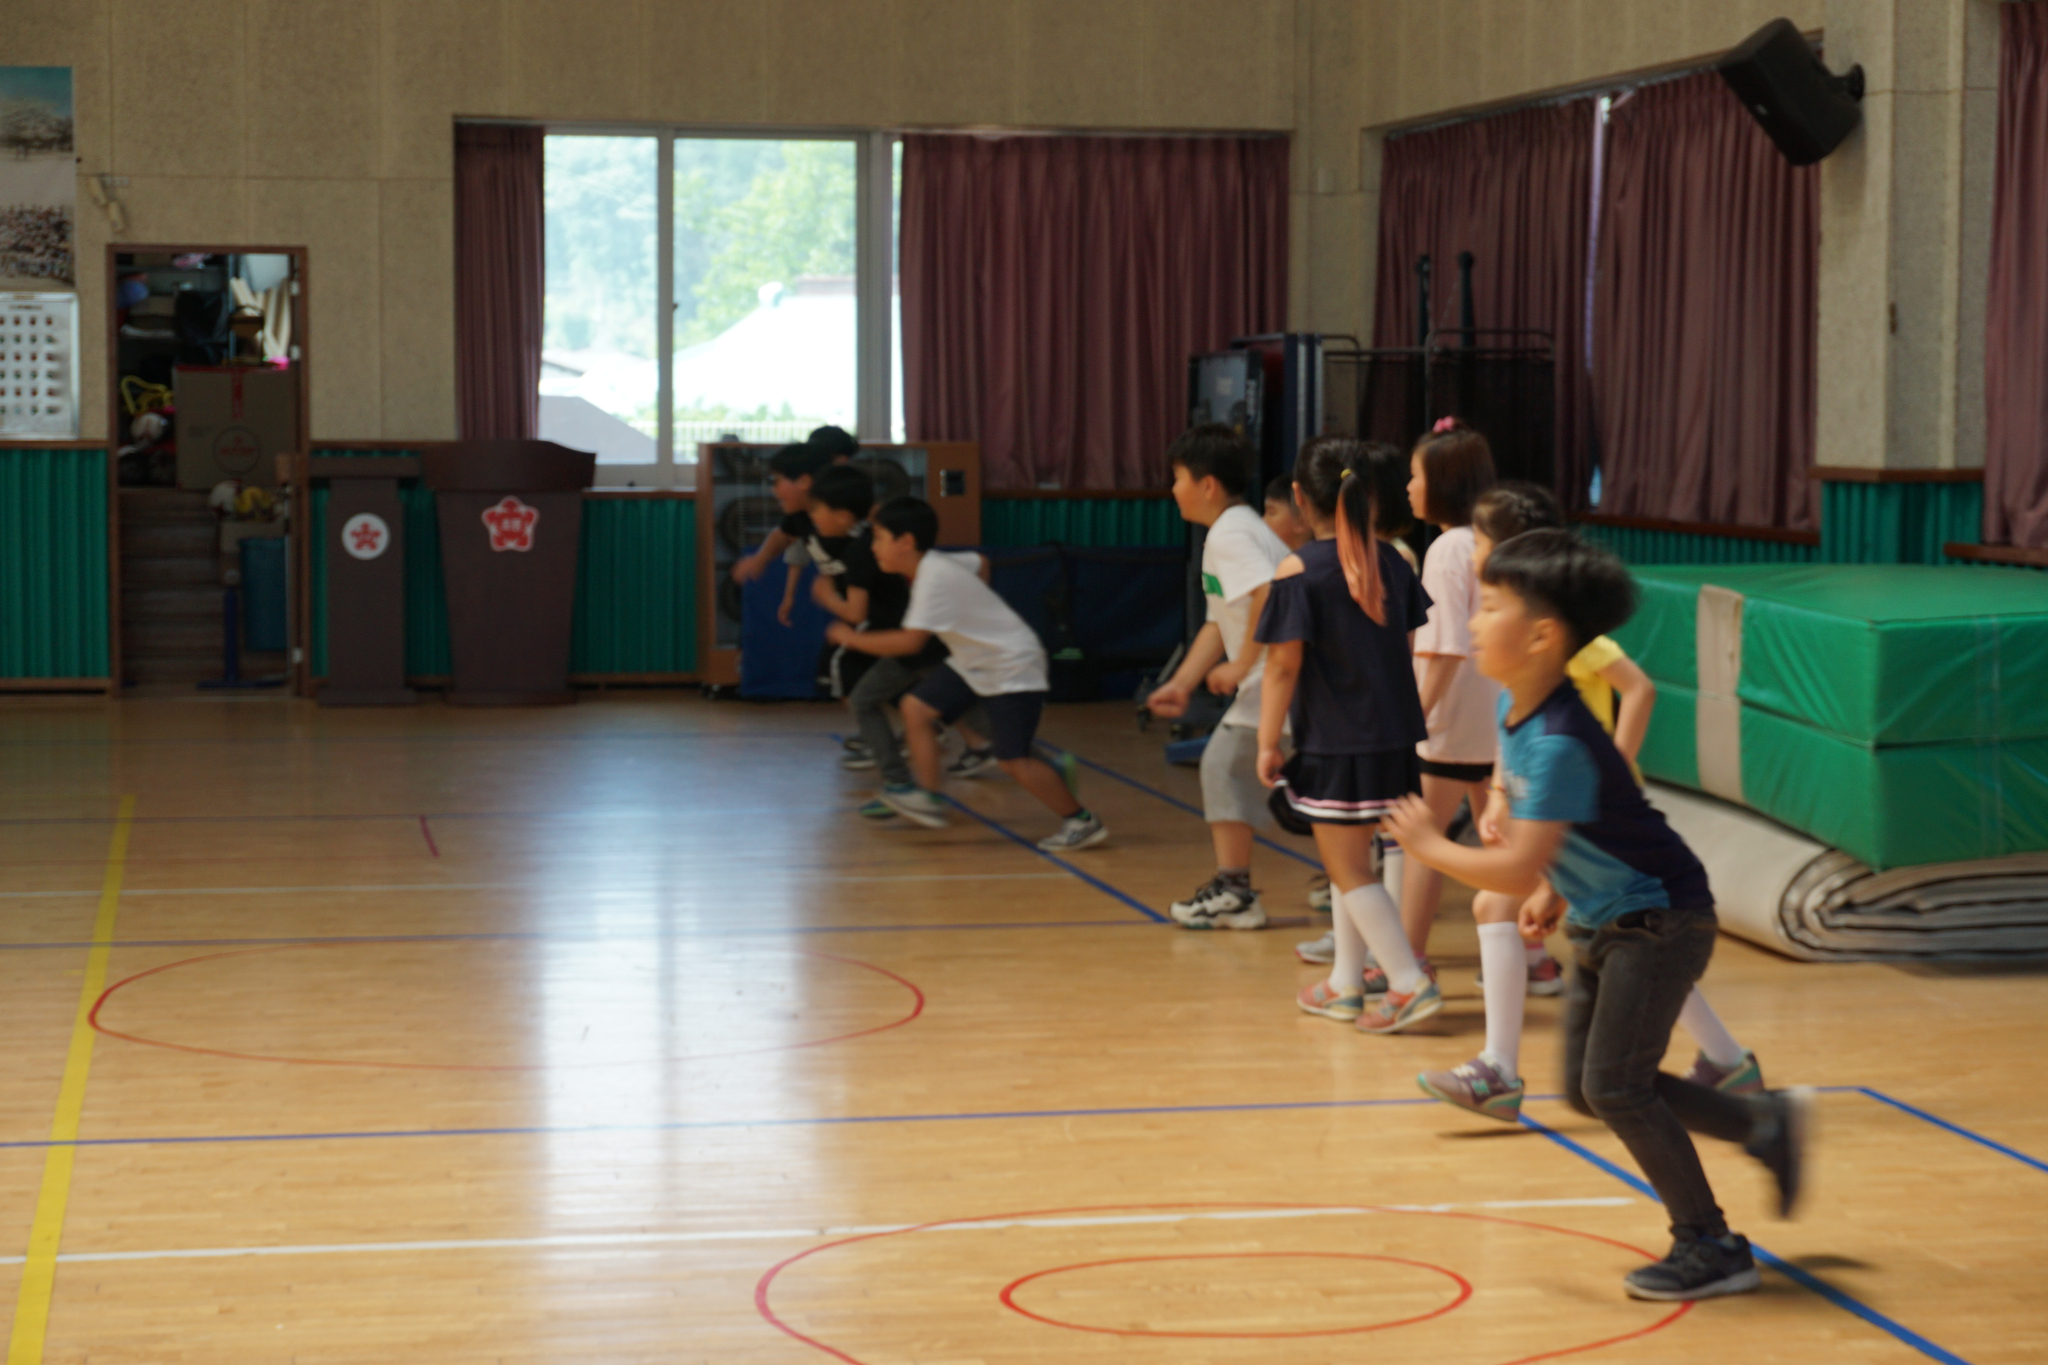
[1380,793,1442,853]
[1256,745,1287,788]
[1145,681,1190,717]
[731,551,765,584]
[1478,788,1510,847]
[1204,658,1250,696]
[824,621,855,647]
[1518,884,1565,943]
[777,598,795,627]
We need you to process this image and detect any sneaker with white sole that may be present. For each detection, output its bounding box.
[1036,810,1108,852]
[878,784,949,828]
[1686,1049,1766,1096]
[1171,876,1266,930]
[1624,1230,1761,1301]
[1306,874,1333,912]
[1746,1087,1813,1219]
[857,796,896,820]
[1355,979,1443,1034]
[1295,930,1335,964]
[839,749,879,771]
[1476,952,1566,996]
[946,746,1000,780]
[1296,979,1364,1021]
[1417,1055,1525,1122]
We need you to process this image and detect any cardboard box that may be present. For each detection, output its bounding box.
[175,365,298,491]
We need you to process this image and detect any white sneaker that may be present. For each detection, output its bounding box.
[1307,874,1333,912]
[1036,811,1108,852]
[1295,930,1335,963]
[946,747,999,779]
[839,750,879,771]
[1171,876,1267,930]
[878,784,949,829]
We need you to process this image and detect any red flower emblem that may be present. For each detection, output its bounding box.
[481,496,539,552]
[349,521,383,554]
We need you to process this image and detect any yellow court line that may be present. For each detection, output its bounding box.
[8,795,134,1365]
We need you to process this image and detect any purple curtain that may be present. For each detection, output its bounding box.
[1986,1,2048,547]
[901,135,1288,491]
[455,124,544,441]
[1593,72,1818,530]
[1372,100,1597,511]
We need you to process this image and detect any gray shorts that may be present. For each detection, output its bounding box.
[1200,724,1273,827]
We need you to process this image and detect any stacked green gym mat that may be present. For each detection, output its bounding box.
[1613,565,2048,871]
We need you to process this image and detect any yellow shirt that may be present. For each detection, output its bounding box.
[1566,634,1626,735]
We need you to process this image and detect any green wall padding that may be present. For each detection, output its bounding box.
[1575,520,1820,567]
[0,446,110,679]
[981,497,1181,548]
[1821,480,1983,564]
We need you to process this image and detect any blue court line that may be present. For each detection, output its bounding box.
[1036,741,1322,869]
[1856,1086,2048,1176]
[0,1094,1487,1151]
[1518,1109,1970,1365]
[0,921,1156,953]
[937,795,1169,924]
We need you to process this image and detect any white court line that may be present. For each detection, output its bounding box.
[2,1199,1635,1266]
[0,873,1073,900]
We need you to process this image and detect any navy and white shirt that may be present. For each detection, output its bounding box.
[1255,538,1431,755]
[1498,682,1713,929]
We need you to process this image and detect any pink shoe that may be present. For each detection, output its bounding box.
[1356,980,1444,1035]
[1297,979,1365,1021]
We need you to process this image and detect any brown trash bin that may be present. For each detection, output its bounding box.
[423,440,596,706]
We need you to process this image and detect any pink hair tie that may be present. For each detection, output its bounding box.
[1432,415,1459,434]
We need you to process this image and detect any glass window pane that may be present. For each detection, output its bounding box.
[672,139,858,454]
[540,135,658,465]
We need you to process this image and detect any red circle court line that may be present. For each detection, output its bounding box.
[754,1201,1692,1365]
[88,943,925,1072]
[998,1251,1471,1339]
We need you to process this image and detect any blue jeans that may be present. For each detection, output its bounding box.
[1563,908,1758,1236]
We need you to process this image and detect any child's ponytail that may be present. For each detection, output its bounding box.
[1335,460,1387,626]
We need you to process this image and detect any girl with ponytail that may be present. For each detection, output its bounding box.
[1254,438,1443,1034]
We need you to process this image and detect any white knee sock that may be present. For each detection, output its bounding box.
[1342,883,1424,995]
[1679,990,1745,1067]
[1329,894,1367,994]
[1379,841,1405,906]
[1477,922,1527,1081]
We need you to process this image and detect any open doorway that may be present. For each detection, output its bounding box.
[106,245,306,688]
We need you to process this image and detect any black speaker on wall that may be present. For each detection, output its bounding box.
[1717,17,1865,166]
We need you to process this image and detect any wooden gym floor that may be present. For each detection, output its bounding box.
[0,692,2043,1364]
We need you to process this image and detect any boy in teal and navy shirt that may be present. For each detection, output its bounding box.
[1385,529,1812,1304]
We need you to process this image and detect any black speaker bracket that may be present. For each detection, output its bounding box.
[1835,63,1866,102]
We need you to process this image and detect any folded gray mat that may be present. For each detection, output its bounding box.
[1650,783,2048,962]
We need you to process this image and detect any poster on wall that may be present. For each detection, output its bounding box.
[0,293,77,438]
[0,67,75,286]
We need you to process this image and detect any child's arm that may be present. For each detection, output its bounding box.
[1415,652,1463,717]
[824,622,932,657]
[1382,794,1568,899]
[1204,581,1271,696]
[1602,654,1657,765]
[811,573,868,626]
[731,529,795,583]
[777,563,802,627]
[1255,639,1301,787]
[1145,623,1226,717]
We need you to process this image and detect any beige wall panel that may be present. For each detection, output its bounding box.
[1301,191,1368,342]
[1892,0,1962,94]
[506,0,650,124]
[1963,0,2000,90]
[1299,0,1361,189]
[71,209,111,443]
[1955,81,1995,468]
[1357,130,1384,335]
[1817,92,1893,470]
[643,4,770,126]
[246,0,380,179]
[768,0,898,128]
[1886,88,1953,467]
[1144,0,1291,131]
[115,177,249,245]
[1827,0,1898,93]
[247,180,383,440]
[1016,0,1149,128]
[12,0,113,171]
[1287,190,1312,331]
[379,0,508,180]
[378,182,458,441]
[110,0,244,178]
[890,0,1018,126]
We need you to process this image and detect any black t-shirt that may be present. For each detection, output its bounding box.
[1255,538,1432,754]
[780,509,814,540]
[833,529,910,630]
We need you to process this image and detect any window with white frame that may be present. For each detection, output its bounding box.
[539,129,899,485]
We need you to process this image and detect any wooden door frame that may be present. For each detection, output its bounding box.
[105,244,309,693]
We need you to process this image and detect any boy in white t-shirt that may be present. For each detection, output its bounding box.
[826,497,1109,852]
[1145,426,1291,929]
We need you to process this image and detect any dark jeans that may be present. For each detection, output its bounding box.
[1563,908,1759,1237]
